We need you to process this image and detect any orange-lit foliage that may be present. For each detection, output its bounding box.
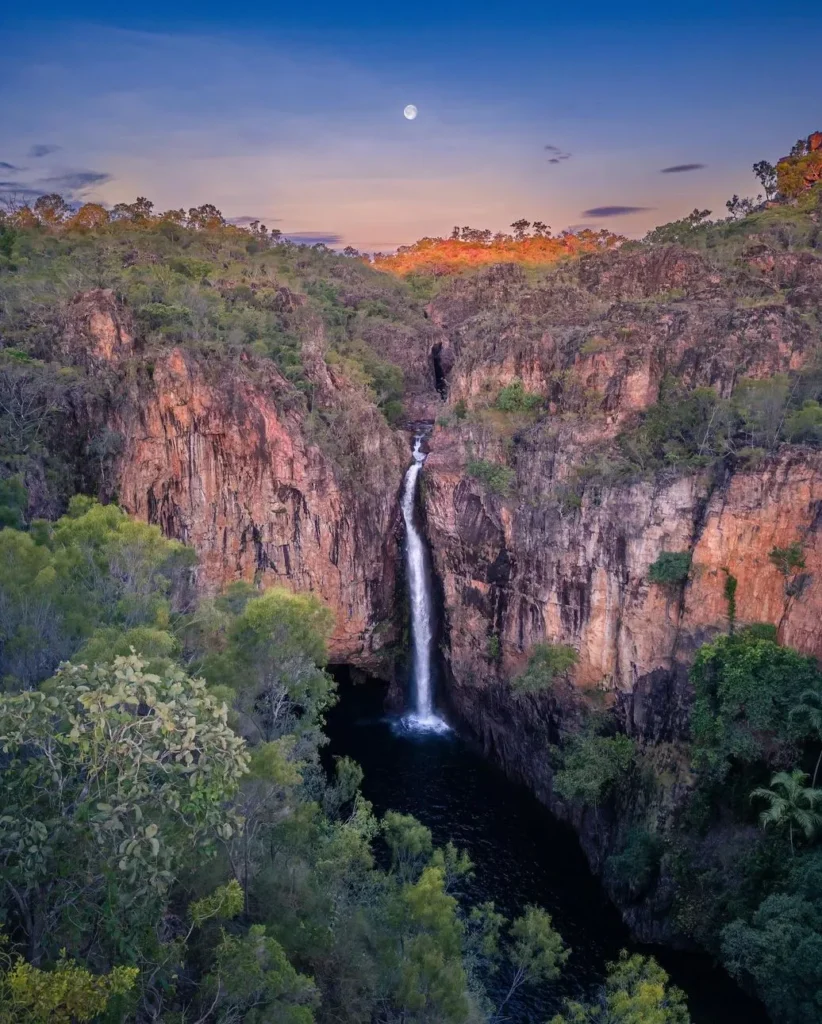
[1,193,282,246]
[69,203,110,231]
[776,132,822,199]
[373,224,623,276]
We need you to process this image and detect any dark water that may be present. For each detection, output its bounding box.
[324,673,767,1024]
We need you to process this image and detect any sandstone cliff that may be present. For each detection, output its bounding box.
[64,288,408,670]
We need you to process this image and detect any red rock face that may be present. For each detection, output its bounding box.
[65,241,822,728]
[66,292,406,670]
[422,251,822,741]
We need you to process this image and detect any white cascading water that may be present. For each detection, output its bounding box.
[401,436,448,732]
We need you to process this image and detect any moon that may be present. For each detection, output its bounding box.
[403,104,418,120]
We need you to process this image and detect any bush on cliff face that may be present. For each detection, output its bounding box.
[513,642,579,692]
[494,378,543,414]
[554,733,636,808]
[648,551,692,587]
[606,828,664,901]
[466,457,515,496]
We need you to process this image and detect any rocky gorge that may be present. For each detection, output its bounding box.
[21,197,822,1008]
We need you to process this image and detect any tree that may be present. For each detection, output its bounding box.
[752,159,778,200]
[513,642,578,692]
[722,892,822,1024]
[199,587,335,750]
[725,194,762,220]
[791,688,822,787]
[0,498,194,688]
[0,946,138,1024]
[69,203,109,231]
[33,194,70,226]
[392,866,472,1023]
[550,951,691,1024]
[751,770,822,854]
[188,203,225,230]
[554,734,635,807]
[111,197,154,222]
[497,905,568,1013]
[383,811,434,881]
[510,219,531,241]
[0,654,249,965]
[691,631,822,781]
[204,924,318,1024]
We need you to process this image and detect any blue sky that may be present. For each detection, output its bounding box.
[1,3,819,249]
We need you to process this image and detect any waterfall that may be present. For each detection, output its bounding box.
[401,435,448,732]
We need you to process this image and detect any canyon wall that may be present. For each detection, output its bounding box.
[66,289,407,670]
[420,247,822,844]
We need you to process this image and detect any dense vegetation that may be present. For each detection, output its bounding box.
[0,200,692,1021]
[0,195,429,514]
[3,128,822,1023]
[2,496,631,1022]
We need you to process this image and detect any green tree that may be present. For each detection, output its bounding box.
[648,551,691,587]
[497,905,568,1013]
[0,498,193,688]
[0,654,248,966]
[554,734,635,807]
[0,945,138,1024]
[551,951,691,1024]
[691,630,822,781]
[391,866,472,1023]
[751,770,822,854]
[204,924,317,1024]
[722,891,822,1024]
[199,587,335,748]
[791,687,822,787]
[753,159,778,200]
[383,811,434,882]
[513,642,578,692]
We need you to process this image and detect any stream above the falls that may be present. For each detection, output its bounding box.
[324,672,767,1024]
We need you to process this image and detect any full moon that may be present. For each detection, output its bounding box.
[403,104,418,120]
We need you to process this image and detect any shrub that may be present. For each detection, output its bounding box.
[618,381,732,472]
[467,458,515,495]
[494,378,543,414]
[486,634,501,661]
[785,401,822,445]
[607,828,663,900]
[648,551,692,586]
[554,733,636,807]
[513,642,578,692]
[769,541,805,577]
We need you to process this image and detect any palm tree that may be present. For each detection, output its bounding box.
[751,769,822,854]
[791,688,822,787]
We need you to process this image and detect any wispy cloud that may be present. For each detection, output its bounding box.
[229,214,283,225]
[284,231,344,246]
[0,162,21,171]
[660,163,706,173]
[28,144,61,158]
[545,143,572,164]
[582,205,651,217]
[42,170,112,192]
